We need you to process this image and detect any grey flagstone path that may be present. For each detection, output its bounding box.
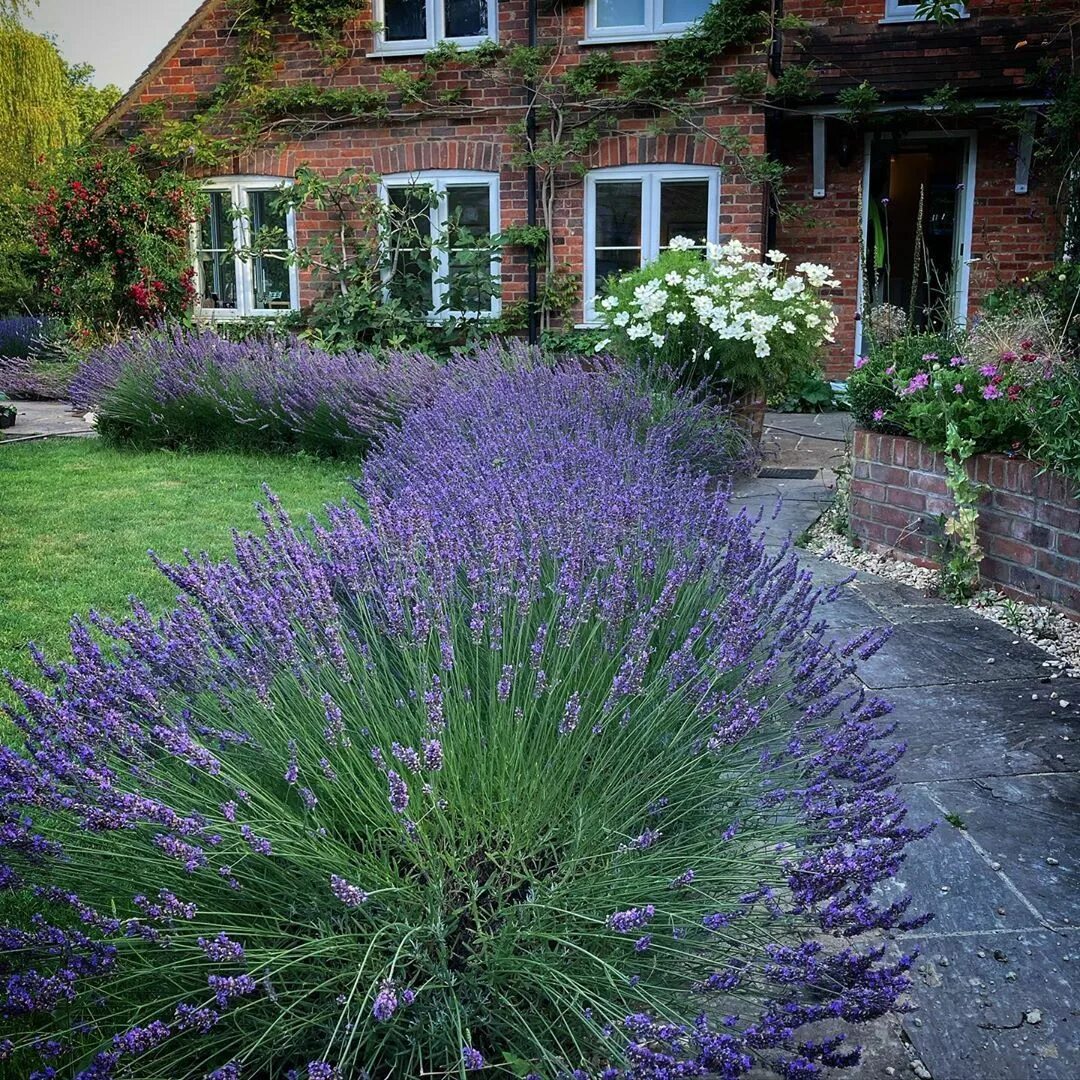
[734,448,1079,1080]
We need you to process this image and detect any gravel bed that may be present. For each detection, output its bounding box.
[805,505,1080,678]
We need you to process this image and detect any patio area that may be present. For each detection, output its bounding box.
[739,415,1079,1079]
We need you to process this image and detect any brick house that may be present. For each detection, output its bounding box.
[96,0,1073,373]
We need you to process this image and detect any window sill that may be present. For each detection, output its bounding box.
[196,309,298,320]
[368,37,496,60]
[578,31,686,46]
[424,313,501,324]
[878,11,969,24]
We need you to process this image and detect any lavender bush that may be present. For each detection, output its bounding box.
[0,366,927,1079]
[0,317,74,401]
[69,325,481,456]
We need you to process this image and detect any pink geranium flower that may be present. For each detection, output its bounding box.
[872,408,886,422]
[900,372,930,396]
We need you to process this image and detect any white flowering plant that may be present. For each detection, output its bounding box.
[594,238,839,399]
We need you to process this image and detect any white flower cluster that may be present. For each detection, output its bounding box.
[596,238,839,360]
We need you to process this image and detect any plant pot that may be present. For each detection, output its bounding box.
[730,394,767,444]
[0,403,17,430]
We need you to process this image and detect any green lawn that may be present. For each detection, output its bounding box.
[0,439,359,709]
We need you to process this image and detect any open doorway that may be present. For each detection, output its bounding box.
[863,134,974,333]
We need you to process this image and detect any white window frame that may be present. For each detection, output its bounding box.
[583,164,721,324]
[373,0,498,55]
[379,170,501,320]
[880,1,967,25]
[193,178,300,319]
[583,0,711,45]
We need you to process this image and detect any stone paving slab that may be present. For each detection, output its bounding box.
[900,928,1079,1080]
[886,680,1080,784]
[877,786,1042,937]
[854,620,1054,690]
[0,399,93,442]
[759,411,853,476]
[928,774,1080,926]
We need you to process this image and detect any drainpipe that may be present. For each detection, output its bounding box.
[764,0,784,255]
[526,0,540,346]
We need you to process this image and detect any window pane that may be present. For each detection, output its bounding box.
[199,251,237,310]
[200,191,233,252]
[444,0,488,38]
[662,0,710,24]
[659,180,709,249]
[447,185,491,236]
[446,185,493,312]
[253,257,292,309]
[385,0,427,41]
[198,192,236,310]
[595,182,641,247]
[595,247,642,289]
[596,0,645,28]
[249,189,288,241]
[387,186,434,306]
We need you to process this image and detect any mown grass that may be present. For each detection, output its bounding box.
[0,439,359,717]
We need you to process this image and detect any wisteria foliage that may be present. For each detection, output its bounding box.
[0,364,929,1080]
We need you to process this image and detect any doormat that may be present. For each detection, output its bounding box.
[757,468,819,479]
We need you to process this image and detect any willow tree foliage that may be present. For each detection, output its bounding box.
[0,18,78,188]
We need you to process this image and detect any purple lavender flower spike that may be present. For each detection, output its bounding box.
[329,875,368,908]
[461,1046,485,1071]
[372,980,398,1021]
[387,770,409,814]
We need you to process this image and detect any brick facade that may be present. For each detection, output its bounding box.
[849,429,1080,617]
[102,0,768,327]
[99,0,1071,361]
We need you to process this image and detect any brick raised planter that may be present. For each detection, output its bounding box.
[849,429,1080,617]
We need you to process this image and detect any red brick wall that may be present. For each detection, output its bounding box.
[113,1,769,326]
[773,120,864,378]
[849,429,1080,616]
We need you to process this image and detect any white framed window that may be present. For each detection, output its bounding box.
[194,179,299,318]
[584,0,711,44]
[881,1,966,24]
[380,171,501,319]
[374,0,497,54]
[583,164,720,322]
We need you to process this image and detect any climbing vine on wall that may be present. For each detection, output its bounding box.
[131,0,787,329]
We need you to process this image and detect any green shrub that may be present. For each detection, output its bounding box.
[1027,359,1080,483]
[982,263,1080,354]
[595,241,836,399]
[29,146,201,334]
[849,332,1029,453]
[774,370,842,413]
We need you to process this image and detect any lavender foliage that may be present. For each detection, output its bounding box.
[0,363,928,1078]
[68,325,536,457]
[0,318,71,401]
